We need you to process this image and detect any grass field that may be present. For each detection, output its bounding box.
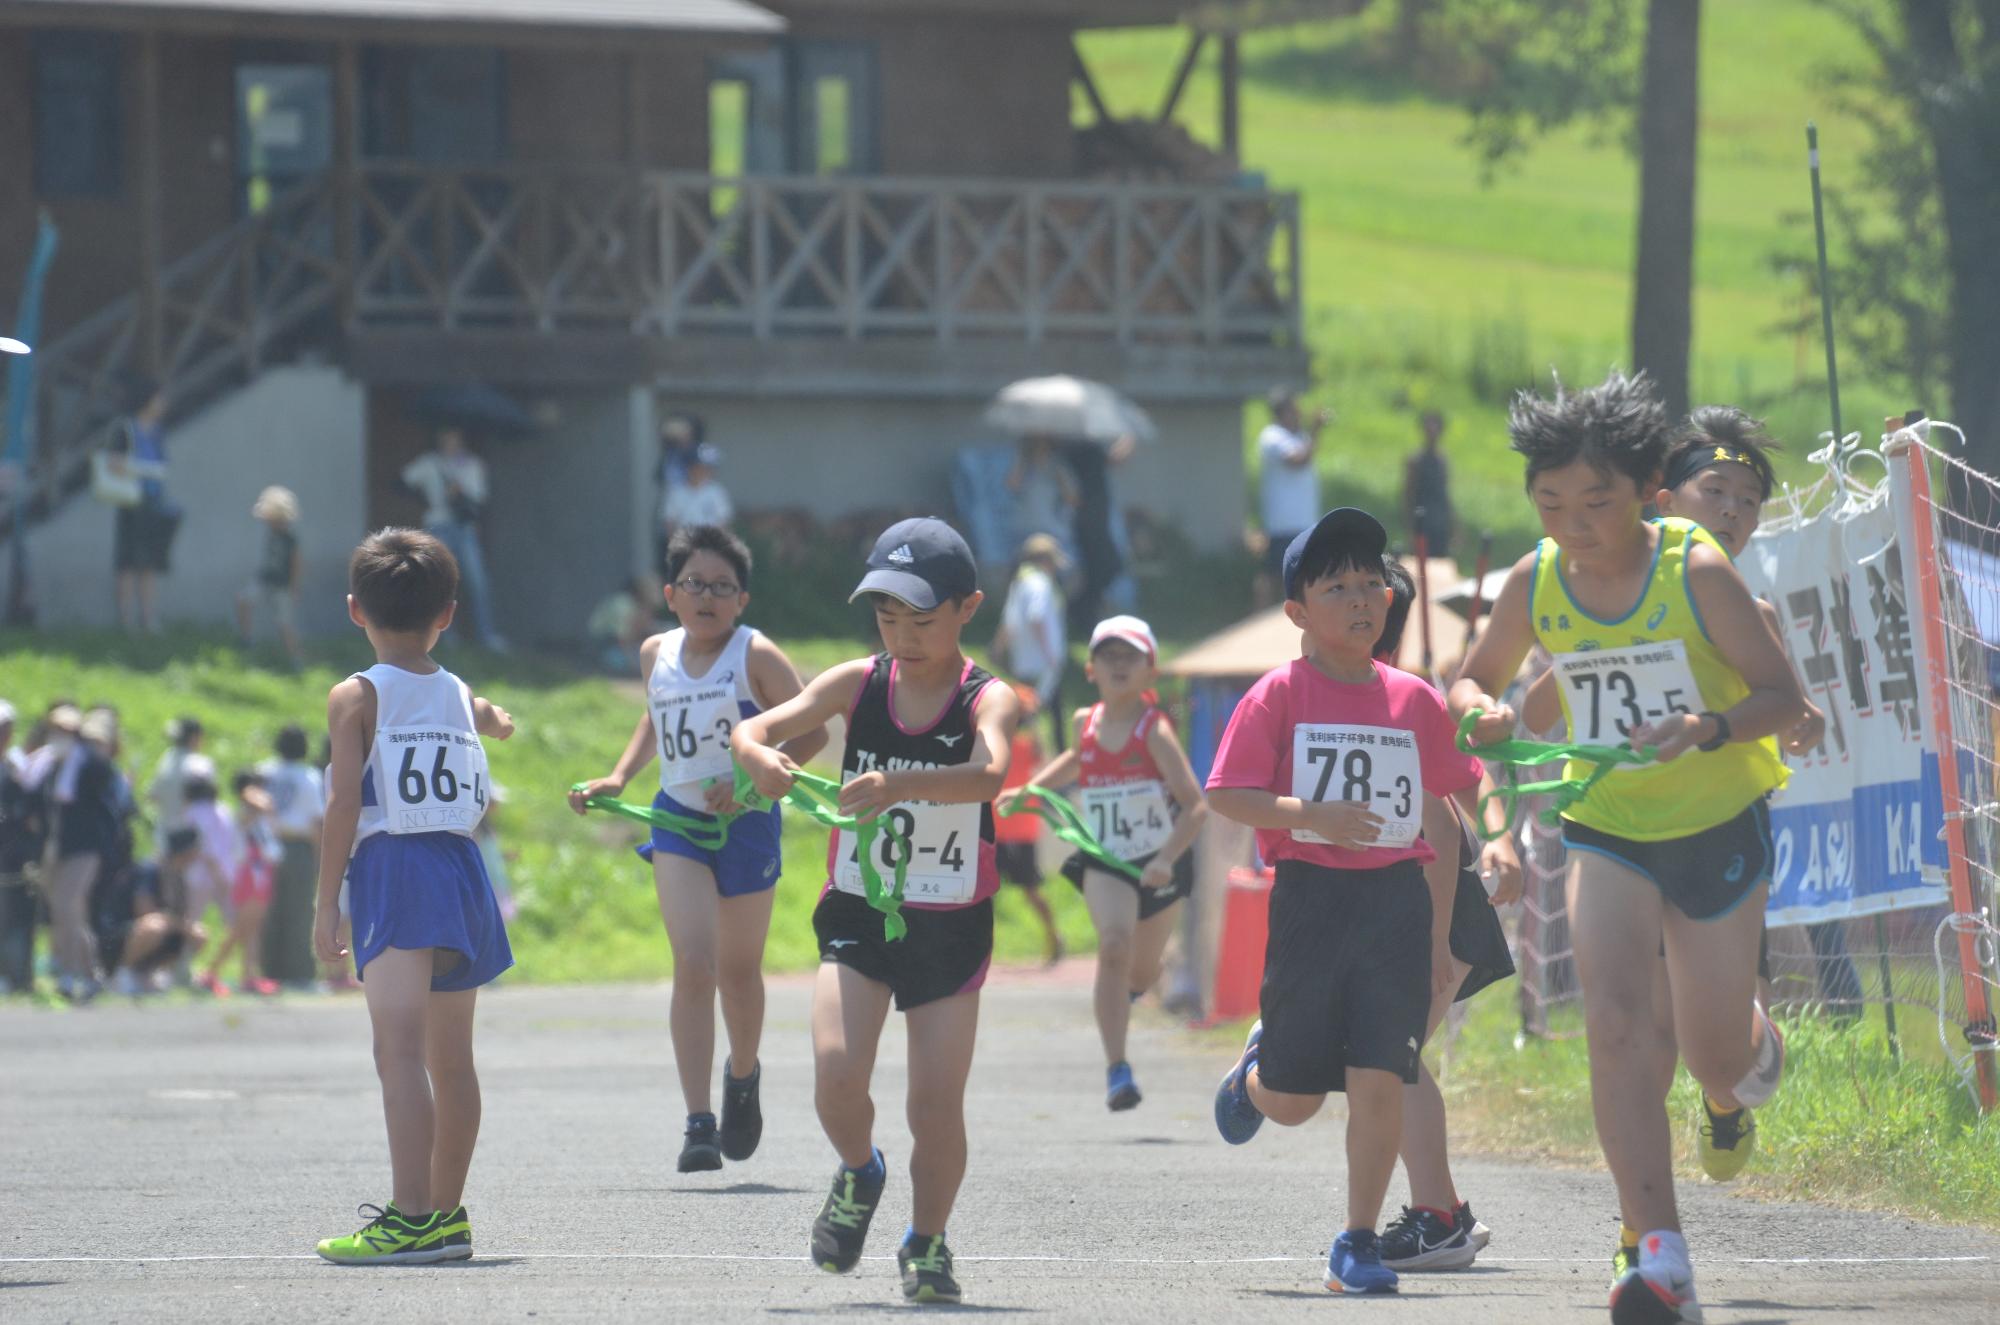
[1434,989,2000,1227]
[1081,2,1911,563]
[0,631,1099,984]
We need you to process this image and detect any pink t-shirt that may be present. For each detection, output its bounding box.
[1206,657,1482,870]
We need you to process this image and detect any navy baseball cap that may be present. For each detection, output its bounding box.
[851,517,979,610]
[1282,507,1389,598]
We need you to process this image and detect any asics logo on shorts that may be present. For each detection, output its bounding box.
[1723,854,1746,883]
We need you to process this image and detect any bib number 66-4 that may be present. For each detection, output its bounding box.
[398,744,486,809]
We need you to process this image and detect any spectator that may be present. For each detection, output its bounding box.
[1061,433,1137,632]
[1008,435,1079,550]
[47,708,130,1000]
[200,771,280,997]
[178,765,238,937]
[0,699,44,995]
[662,445,734,534]
[994,533,1071,752]
[655,410,706,566]
[108,382,182,635]
[260,724,325,987]
[587,574,656,674]
[1403,409,1455,561]
[1255,388,1326,603]
[401,427,507,650]
[97,827,206,999]
[145,715,206,840]
[237,485,305,669]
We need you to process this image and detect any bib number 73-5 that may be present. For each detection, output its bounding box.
[1290,724,1421,848]
[1553,640,1704,756]
[379,725,490,835]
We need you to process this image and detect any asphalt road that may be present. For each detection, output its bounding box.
[4,969,1996,1323]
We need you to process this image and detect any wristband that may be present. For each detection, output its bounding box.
[1697,711,1732,752]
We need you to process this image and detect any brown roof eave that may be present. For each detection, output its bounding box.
[759,0,1196,31]
[0,1,785,50]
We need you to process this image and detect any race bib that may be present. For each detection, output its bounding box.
[1553,640,1703,756]
[1290,724,1421,848]
[377,725,490,835]
[1080,781,1173,861]
[654,684,739,795]
[835,800,982,904]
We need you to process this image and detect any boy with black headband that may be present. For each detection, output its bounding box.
[1206,508,1482,1295]
[733,517,1020,1307]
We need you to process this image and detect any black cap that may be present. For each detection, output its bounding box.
[850,517,979,610]
[1282,507,1389,598]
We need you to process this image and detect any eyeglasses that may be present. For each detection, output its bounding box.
[675,576,743,599]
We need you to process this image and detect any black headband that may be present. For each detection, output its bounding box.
[1664,443,1767,496]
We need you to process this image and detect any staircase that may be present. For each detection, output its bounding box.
[4,178,342,536]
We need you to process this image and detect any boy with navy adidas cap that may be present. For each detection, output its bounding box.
[1204,507,1481,1296]
[733,516,1020,1306]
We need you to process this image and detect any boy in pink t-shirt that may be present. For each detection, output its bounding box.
[1205,507,1481,1296]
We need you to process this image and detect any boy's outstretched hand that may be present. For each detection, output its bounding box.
[838,769,895,822]
[738,744,801,803]
[475,697,515,740]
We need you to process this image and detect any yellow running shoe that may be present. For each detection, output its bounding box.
[1696,1095,1756,1182]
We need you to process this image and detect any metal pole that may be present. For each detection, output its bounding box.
[1806,123,1842,442]
[1874,915,1901,1063]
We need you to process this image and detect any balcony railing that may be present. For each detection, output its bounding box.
[351,163,1302,347]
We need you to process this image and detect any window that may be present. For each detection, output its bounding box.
[362,46,506,162]
[33,31,122,197]
[790,43,877,176]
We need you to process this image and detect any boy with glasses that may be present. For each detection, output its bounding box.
[570,524,826,1172]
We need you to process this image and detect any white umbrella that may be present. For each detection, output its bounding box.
[983,375,1155,444]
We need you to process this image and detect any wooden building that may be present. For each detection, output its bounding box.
[1,0,1304,638]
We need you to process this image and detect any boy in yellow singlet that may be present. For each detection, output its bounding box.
[1450,372,1809,1325]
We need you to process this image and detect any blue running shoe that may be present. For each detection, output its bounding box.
[1212,1020,1264,1145]
[1106,1061,1142,1112]
[1326,1229,1400,1295]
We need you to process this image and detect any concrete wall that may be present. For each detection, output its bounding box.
[25,365,366,636]
[673,395,1245,552]
[478,388,646,645]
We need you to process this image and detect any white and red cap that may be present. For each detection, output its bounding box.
[1088,615,1157,662]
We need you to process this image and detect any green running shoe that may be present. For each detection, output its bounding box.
[811,1152,884,1274]
[316,1204,449,1265]
[436,1205,472,1261]
[1611,1229,1640,1289]
[898,1232,962,1304]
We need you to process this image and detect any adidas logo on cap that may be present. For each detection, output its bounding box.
[886,544,916,566]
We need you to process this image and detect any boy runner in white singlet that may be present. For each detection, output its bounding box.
[313,529,515,1266]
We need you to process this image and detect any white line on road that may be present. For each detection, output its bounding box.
[3,1252,1990,1268]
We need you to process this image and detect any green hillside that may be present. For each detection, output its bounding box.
[1080,2,1907,562]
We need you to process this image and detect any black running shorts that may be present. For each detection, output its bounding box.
[1448,858,1515,1004]
[1061,849,1193,922]
[1256,858,1433,1095]
[813,889,993,1011]
[1563,799,1771,922]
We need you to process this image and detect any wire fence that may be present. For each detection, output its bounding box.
[1507,420,2000,1108]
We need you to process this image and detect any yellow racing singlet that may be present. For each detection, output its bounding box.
[1529,517,1787,841]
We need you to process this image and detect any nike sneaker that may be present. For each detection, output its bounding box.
[1380,1205,1476,1271]
[1213,1020,1265,1145]
[1695,1095,1756,1182]
[1325,1228,1399,1294]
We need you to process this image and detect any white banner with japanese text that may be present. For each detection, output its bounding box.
[1739,496,1948,925]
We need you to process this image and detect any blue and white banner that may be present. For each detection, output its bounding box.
[1740,496,1948,925]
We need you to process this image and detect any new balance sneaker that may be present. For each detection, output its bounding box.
[1380,1205,1476,1271]
[1695,1095,1756,1182]
[678,1112,723,1172]
[811,1151,885,1274]
[898,1232,962,1304]
[1324,1228,1399,1294]
[1455,1200,1492,1252]
[1610,1230,1703,1324]
[435,1205,472,1261]
[1212,1020,1265,1145]
[720,1061,763,1162]
[1106,1061,1142,1112]
[315,1203,448,1265]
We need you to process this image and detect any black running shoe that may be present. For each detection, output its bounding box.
[720,1061,763,1162]
[678,1113,723,1173]
[810,1155,884,1274]
[1379,1205,1476,1271]
[898,1233,962,1304]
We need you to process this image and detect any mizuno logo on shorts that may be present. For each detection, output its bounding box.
[827,939,857,950]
